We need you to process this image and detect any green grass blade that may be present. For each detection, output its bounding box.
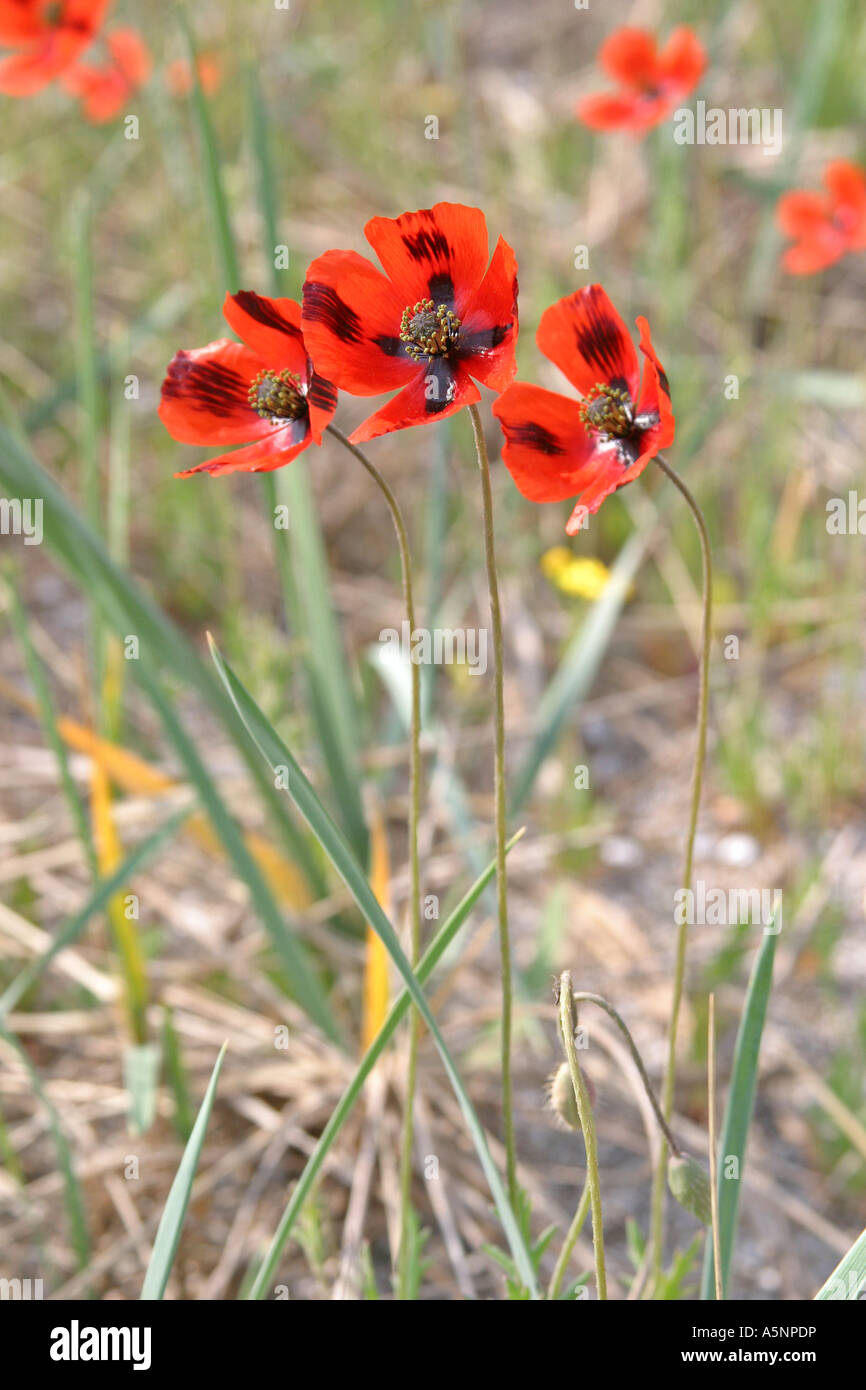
[140,1042,227,1300]
[2,572,97,875]
[700,923,779,1299]
[815,1226,866,1300]
[244,64,368,866]
[510,527,649,815]
[162,1008,194,1142]
[136,666,340,1046]
[177,5,239,292]
[0,423,325,898]
[0,806,192,1018]
[208,637,537,1296]
[124,1042,161,1136]
[246,827,525,1298]
[0,1023,90,1271]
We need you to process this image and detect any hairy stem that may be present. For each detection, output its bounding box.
[468,402,517,1209]
[548,1180,591,1300]
[326,424,422,1298]
[648,452,713,1285]
[559,974,606,1300]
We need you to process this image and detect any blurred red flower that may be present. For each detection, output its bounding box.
[776,160,866,275]
[576,27,705,134]
[62,27,150,122]
[160,292,337,477]
[165,52,221,98]
[301,202,518,444]
[0,0,110,95]
[492,285,674,533]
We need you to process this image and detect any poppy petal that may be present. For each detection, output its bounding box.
[597,28,659,88]
[781,234,846,275]
[301,250,416,395]
[349,363,480,444]
[105,28,152,87]
[459,235,519,391]
[775,190,828,239]
[159,339,273,446]
[576,90,655,132]
[492,383,600,503]
[656,26,706,94]
[306,371,338,444]
[825,159,866,248]
[175,421,311,478]
[537,285,641,401]
[635,316,675,447]
[223,292,310,378]
[364,202,491,314]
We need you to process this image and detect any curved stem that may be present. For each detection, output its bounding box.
[548,1179,591,1300]
[571,992,681,1159]
[467,402,517,1209]
[559,972,606,1300]
[648,452,713,1285]
[326,424,422,1298]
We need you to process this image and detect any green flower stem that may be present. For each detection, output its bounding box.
[548,1179,591,1300]
[571,992,681,1159]
[559,973,606,1300]
[326,424,422,1298]
[648,452,713,1285]
[468,402,517,1210]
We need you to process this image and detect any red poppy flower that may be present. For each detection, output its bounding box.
[576,26,705,134]
[776,160,866,275]
[159,292,337,478]
[62,27,150,122]
[0,0,110,96]
[492,285,674,533]
[300,202,518,444]
[165,52,221,98]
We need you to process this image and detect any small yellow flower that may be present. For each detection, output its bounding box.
[540,547,612,600]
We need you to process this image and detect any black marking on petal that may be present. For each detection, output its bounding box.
[657,367,671,398]
[574,294,632,386]
[162,355,250,418]
[373,334,405,357]
[508,422,565,456]
[233,290,303,339]
[427,272,455,307]
[307,373,337,412]
[615,434,642,468]
[422,358,457,414]
[302,283,363,344]
[461,323,511,356]
[402,220,451,267]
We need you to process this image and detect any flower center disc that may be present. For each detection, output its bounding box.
[399,298,461,361]
[248,370,306,423]
[579,383,634,439]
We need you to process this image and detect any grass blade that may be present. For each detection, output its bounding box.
[700,923,778,1299]
[0,806,191,1018]
[140,1042,227,1300]
[815,1226,866,1300]
[510,527,649,815]
[0,425,326,908]
[0,1024,90,1271]
[244,63,368,866]
[246,826,525,1298]
[208,637,537,1296]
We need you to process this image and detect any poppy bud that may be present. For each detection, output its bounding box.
[667,1153,712,1226]
[547,1062,596,1131]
